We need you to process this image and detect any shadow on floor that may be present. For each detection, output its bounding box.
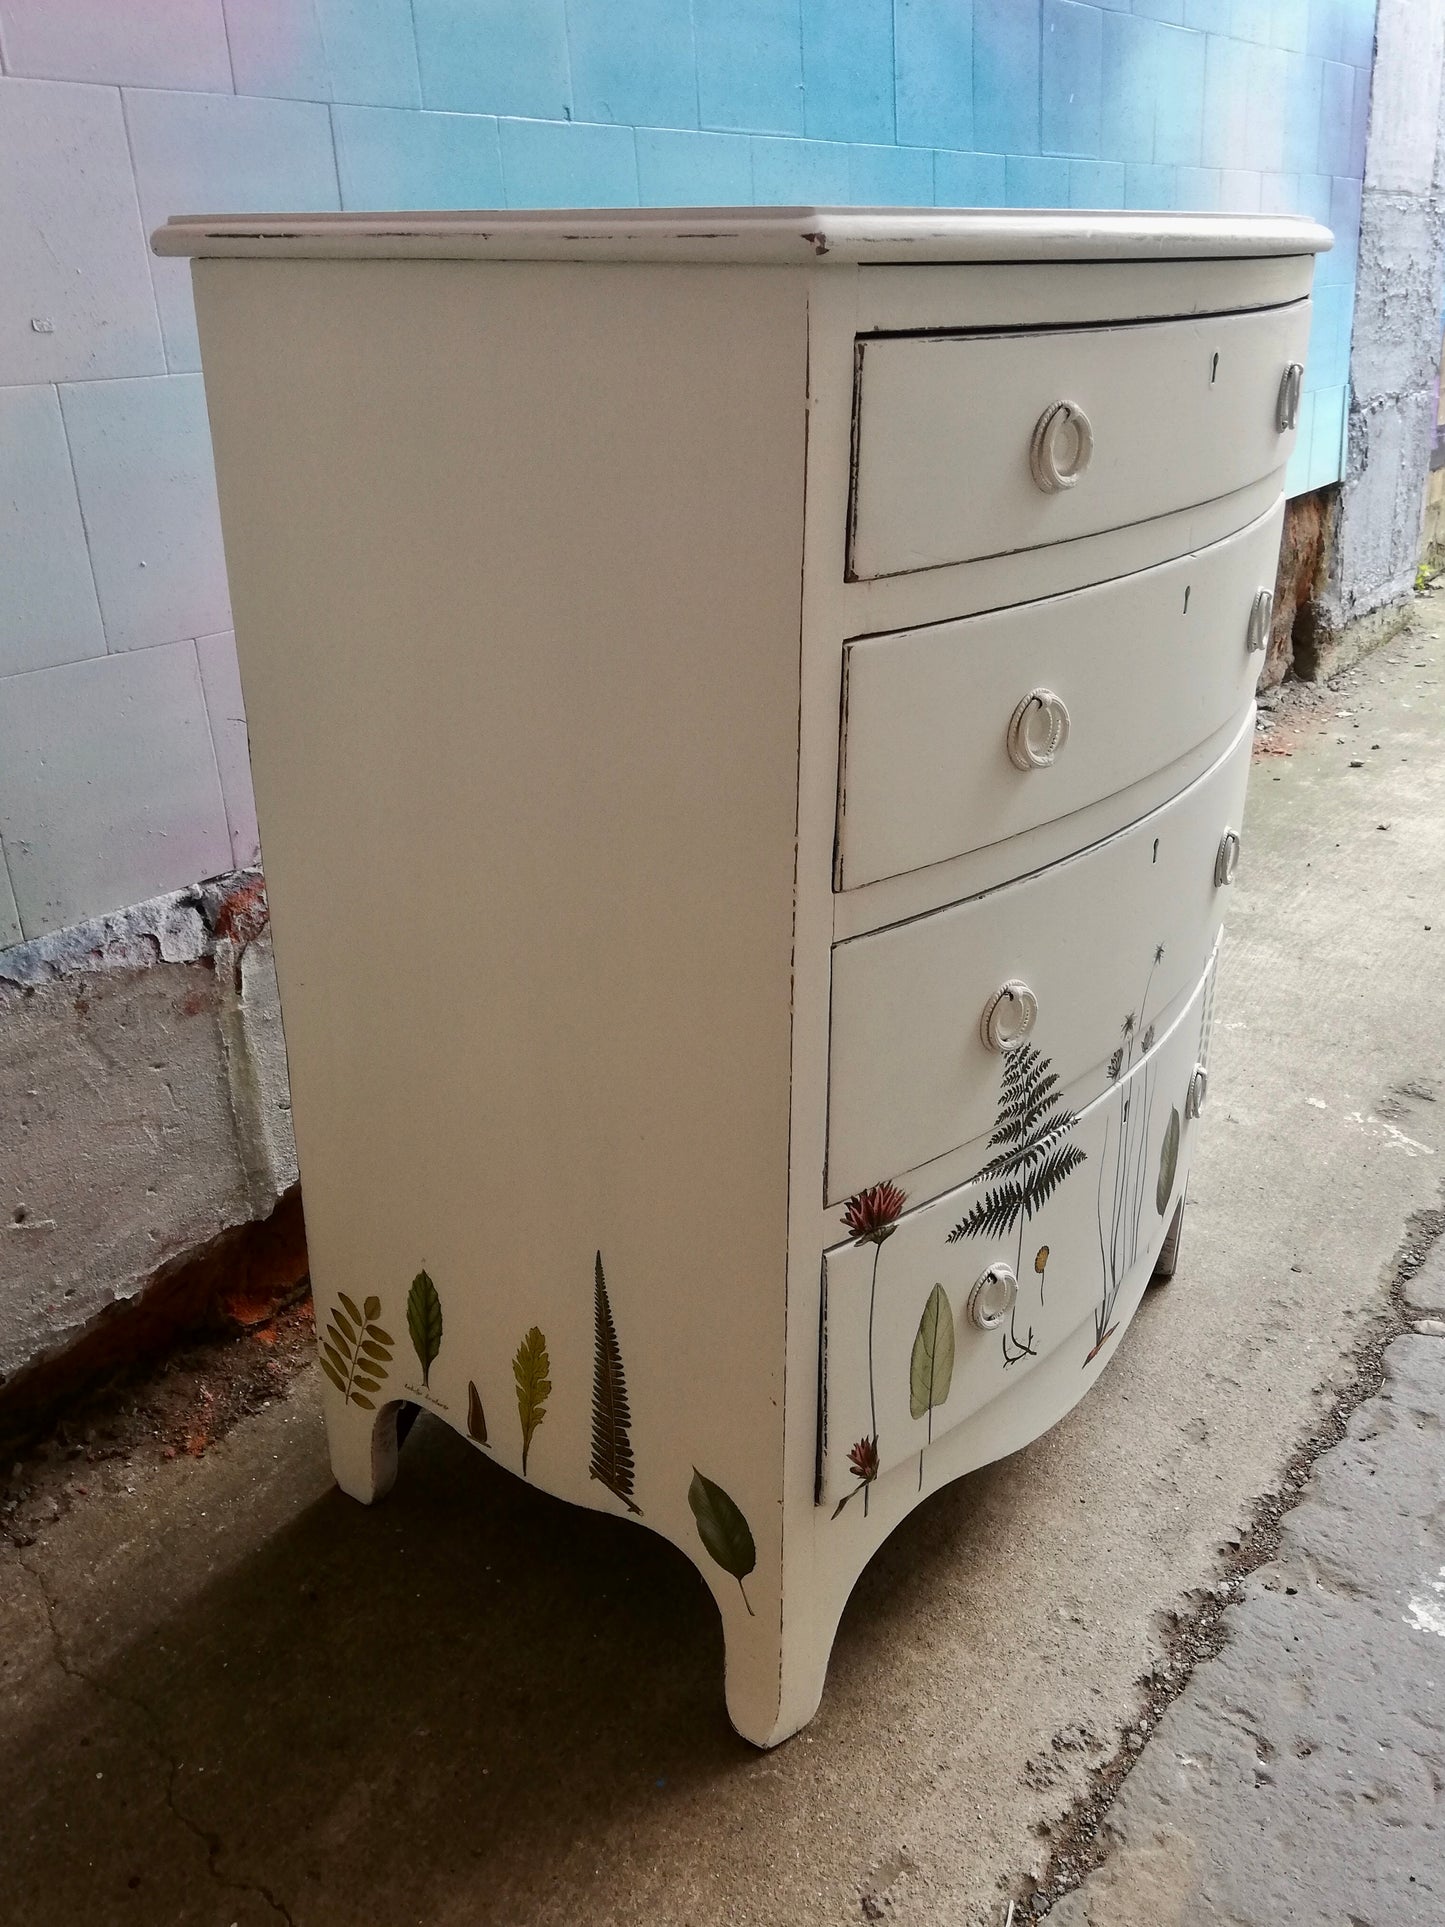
[7,1405,1024,1925]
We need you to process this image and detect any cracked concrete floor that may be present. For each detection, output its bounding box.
[4,603,1445,1927]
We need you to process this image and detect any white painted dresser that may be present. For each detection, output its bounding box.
[157,208,1330,1747]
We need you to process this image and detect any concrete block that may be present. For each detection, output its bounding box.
[1007,154,1073,207]
[0,384,105,676]
[1152,22,1207,167]
[0,849,20,950]
[1317,59,1354,174]
[847,141,935,205]
[334,106,503,209]
[1070,157,1129,206]
[1043,0,1104,159]
[974,0,1042,155]
[412,0,569,118]
[695,0,805,134]
[224,0,421,108]
[1348,193,1439,401]
[59,373,230,653]
[1217,165,1264,207]
[125,90,339,374]
[567,0,699,131]
[196,632,261,872]
[1101,11,1159,163]
[1305,0,1345,62]
[635,128,754,204]
[0,883,296,1382]
[895,0,973,150]
[1281,50,1325,174]
[1201,31,1254,169]
[750,133,850,201]
[1176,163,1223,207]
[799,0,893,144]
[935,148,1007,206]
[1126,159,1180,206]
[498,118,638,207]
[1361,0,1438,193]
[0,78,164,386]
[0,642,232,938]
[0,0,231,90]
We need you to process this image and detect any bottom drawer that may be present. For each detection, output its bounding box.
[818,952,1218,1512]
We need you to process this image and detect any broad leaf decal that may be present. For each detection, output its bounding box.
[406,1269,443,1388]
[466,1379,488,1447]
[908,1283,955,1491]
[1156,1106,1182,1218]
[688,1469,755,1615]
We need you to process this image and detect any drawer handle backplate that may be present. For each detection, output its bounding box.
[969,1263,1018,1331]
[1007,688,1072,770]
[1277,362,1304,433]
[1247,587,1274,654]
[1030,399,1094,492]
[981,980,1038,1053]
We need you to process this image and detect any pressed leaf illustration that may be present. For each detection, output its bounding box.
[1156,1106,1182,1218]
[909,1283,956,1490]
[320,1291,394,1411]
[589,1251,642,1514]
[688,1468,756,1615]
[406,1270,443,1387]
[467,1379,489,1447]
[512,1326,550,1476]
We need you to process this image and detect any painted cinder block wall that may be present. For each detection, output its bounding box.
[0,0,1373,948]
[0,0,1381,1390]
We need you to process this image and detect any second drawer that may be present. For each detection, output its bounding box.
[836,499,1283,890]
[826,710,1252,1205]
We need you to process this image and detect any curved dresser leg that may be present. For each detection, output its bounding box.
[1151,1192,1187,1286]
[720,1594,836,1749]
[323,1393,404,1504]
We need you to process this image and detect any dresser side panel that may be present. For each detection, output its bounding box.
[193,258,807,1642]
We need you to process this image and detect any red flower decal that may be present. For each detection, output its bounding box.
[841,1181,907,1245]
[847,1436,880,1485]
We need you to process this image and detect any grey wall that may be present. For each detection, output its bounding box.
[1329,0,1445,632]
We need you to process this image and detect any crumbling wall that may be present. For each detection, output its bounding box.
[0,876,296,1388]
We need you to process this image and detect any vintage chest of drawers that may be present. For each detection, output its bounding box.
[157,207,1330,1746]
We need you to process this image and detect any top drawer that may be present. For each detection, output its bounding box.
[847,300,1310,581]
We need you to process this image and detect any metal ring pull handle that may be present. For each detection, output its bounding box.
[1277,362,1304,433]
[1246,587,1273,654]
[968,1263,1018,1331]
[1215,830,1241,888]
[1186,1064,1210,1120]
[1029,399,1094,492]
[1007,688,1072,770]
[981,980,1038,1053]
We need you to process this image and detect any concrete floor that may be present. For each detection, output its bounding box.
[4,603,1445,1927]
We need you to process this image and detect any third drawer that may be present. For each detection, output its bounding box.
[826,709,1252,1205]
[836,498,1283,891]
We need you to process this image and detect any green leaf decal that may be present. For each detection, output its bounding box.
[688,1468,756,1615]
[909,1284,956,1491]
[513,1327,550,1476]
[406,1270,443,1387]
[467,1379,489,1448]
[1156,1106,1181,1218]
[320,1297,393,1410]
[589,1252,642,1514]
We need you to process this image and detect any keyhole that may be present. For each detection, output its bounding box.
[1210,352,1219,383]
[1183,584,1191,613]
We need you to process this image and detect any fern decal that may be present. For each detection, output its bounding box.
[948,1040,1086,1366]
[319,1293,394,1410]
[406,1269,443,1387]
[589,1251,642,1514]
[512,1327,550,1475]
